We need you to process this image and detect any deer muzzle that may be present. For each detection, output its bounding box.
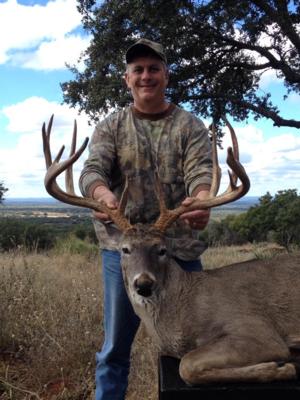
[134,273,156,297]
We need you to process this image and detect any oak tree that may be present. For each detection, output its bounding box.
[0,182,8,204]
[62,0,300,128]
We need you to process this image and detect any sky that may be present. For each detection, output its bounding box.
[0,0,299,199]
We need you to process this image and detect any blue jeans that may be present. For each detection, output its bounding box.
[95,249,202,400]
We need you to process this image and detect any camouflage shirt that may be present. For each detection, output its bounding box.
[79,104,212,260]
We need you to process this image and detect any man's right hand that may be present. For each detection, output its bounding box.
[92,185,119,222]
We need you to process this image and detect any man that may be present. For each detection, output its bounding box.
[79,38,212,400]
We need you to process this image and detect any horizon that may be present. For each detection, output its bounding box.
[2,195,261,204]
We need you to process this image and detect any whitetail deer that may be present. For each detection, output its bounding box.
[42,115,300,385]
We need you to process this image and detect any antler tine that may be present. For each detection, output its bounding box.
[42,116,132,232]
[148,172,170,232]
[153,118,250,233]
[65,119,77,195]
[222,115,239,187]
[119,176,129,214]
[42,114,54,168]
[209,124,222,197]
[154,171,168,212]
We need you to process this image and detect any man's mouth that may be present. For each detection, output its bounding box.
[139,84,156,88]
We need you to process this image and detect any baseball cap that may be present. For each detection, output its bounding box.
[125,39,167,64]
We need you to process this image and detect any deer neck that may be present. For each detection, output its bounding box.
[131,259,191,351]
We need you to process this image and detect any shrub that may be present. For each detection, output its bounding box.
[0,218,56,251]
[53,234,99,257]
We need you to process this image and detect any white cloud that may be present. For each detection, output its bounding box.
[1,100,300,198]
[2,96,90,134]
[258,69,282,90]
[11,34,90,70]
[287,92,300,105]
[0,96,94,197]
[0,0,90,70]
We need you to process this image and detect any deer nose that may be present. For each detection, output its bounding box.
[134,273,155,297]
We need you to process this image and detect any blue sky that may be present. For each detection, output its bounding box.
[0,0,299,198]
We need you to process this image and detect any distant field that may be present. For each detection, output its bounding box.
[211,199,257,220]
[0,196,259,221]
[0,198,91,227]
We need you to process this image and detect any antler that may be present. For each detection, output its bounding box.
[153,119,250,233]
[42,115,249,235]
[42,115,132,232]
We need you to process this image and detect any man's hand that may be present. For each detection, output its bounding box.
[92,185,119,222]
[179,190,211,230]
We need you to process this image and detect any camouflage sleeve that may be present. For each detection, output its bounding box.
[182,116,213,196]
[79,116,116,197]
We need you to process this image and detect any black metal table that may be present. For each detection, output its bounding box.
[159,356,300,400]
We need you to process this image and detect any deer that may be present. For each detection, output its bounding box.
[42,115,300,385]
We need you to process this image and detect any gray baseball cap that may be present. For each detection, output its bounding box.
[126,38,167,64]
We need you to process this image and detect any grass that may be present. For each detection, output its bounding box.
[0,240,288,399]
[201,242,286,270]
[0,240,158,400]
[0,249,101,399]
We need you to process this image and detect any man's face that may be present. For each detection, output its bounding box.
[124,56,169,107]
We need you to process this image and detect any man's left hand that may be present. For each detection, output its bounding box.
[179,190,211,230]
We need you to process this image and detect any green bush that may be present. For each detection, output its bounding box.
[72,222,98,243]
[0,218,99,253]
[206,218,247,247]
[53,234,98,256]
[0,218,25,250]
[0,218,56,251]
[206,190,300,250]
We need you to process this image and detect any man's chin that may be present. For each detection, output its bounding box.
[140,93,157,102]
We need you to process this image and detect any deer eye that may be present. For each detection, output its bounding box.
[157,247,167,257]
[122,246,131,255]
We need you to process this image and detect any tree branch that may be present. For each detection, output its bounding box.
[217,34,300,84]
[251,0,300,53]
[188,92,300,129]
[230,98,300,128]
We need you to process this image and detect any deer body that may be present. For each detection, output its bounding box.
[120,226,300,384]
[42,115,300,384]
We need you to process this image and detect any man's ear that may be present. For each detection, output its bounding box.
[124,71,131,89]
[165,68,169,83]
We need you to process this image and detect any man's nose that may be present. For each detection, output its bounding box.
[141,69,151,80]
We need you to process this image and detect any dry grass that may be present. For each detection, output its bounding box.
[202,242,287,270]
[0,242,287,399]
[0,249,101,399]
[0,245,158,400]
